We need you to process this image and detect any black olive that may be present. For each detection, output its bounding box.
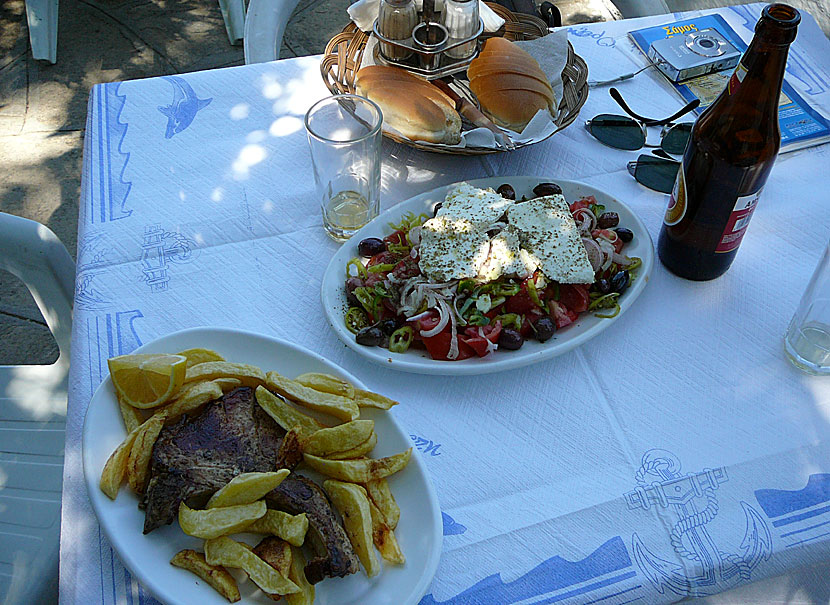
[610,270,630,294]
[533,182,563,197]
[532,317,556,343]
[355,326,384,347]
[498,328,524,350]
[594,278,612,295]
[357,237,386,257]
[432,202,443,217]
[597,212,620,229]
[615,227,634,243]
[496,184,516,200]
[378,318,399,336]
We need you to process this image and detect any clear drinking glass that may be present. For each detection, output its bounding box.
[784,240,830,375]
[305,95,383,241]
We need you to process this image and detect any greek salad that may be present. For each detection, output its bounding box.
[342,181,641,361]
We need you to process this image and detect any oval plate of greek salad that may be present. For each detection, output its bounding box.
[321,176,654,375]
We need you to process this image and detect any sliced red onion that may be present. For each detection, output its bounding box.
[420,305,448,338]
[582,237,603,271]
[598,239,616,271]
[406,309,433,322]
[612,252,632,266]
[574,208,596,233]
[447,301,459,360]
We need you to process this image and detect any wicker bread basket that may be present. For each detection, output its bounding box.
[320,3,589,154]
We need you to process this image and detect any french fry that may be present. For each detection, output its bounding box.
[303,449,412,483]
[353,389,398,410]
[205,536,300,596]
[170,549,240,603]
[99,425,141,499]
[255,386,324,440]
[323,480,380,577]
[368,499,405,564]
[266,371,359,422]
[328,431,377,460]
[127,410,167,494]
[178,500,266,539]
[207,470,290,508]
[295,372,355,399]
[117,392,144,432]
[162,380,224,421]
[364,478,400,529]
[301,420,374,457]
[243,510,309,547]
[253,537,292,601]
[177,347,226,368]
[213,377,242,392]
[185,361,266,387]
[285,546,315,605]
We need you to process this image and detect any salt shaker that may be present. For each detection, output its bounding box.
[377,0,418,61]
[442,0,479,60]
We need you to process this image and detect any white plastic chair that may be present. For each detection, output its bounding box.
[24,0,248,64]
[0,212,74,604]
[244,0,302,64]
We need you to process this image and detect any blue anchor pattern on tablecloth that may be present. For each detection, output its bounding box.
[158,76,212,138]
[75,234,111,310]
[627,449,772,597]
[140,225,197,292]
[755,473,830,549]
[442,512,467,536]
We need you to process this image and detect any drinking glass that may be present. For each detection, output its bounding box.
[305,94,382,241]
[784,240,830,375]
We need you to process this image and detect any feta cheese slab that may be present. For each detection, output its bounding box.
[507,195,595,284]
[478,225,538,281]
[419,215,491,282]
[437,182,514,228]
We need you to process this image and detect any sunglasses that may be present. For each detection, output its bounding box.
[585,88,700,192]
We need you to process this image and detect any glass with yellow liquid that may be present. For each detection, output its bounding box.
[305,95,382,241]
[785,240,830,375]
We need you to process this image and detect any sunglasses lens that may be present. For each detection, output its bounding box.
[633,155,680,193]
[661,123,692,155]
[588,114,645,150]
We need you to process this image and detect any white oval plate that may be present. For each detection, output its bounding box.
[83,327,442,605]
[321,176,654,375]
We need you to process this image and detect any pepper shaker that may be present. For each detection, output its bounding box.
[377,0,418,61]
[442,0,479,60]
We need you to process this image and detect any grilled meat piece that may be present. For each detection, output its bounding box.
[141,386,291,533]
[267,474,360,583]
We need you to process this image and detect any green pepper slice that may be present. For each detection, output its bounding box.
[389,326,414,353]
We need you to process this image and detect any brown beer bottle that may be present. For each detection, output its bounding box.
[657,4,800,280]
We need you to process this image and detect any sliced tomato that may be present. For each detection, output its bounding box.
[422,330,474,361]
[592,229,623,254]
[367,250,397,267]
[459,322,502,357]
[559,284,590,313]
[383,230,407,246]
[416,312,440,332]
[392,256,420,279]
[569,196,596,213]
[549,300,578,329]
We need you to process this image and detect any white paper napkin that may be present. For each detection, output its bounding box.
[348,0,506,33]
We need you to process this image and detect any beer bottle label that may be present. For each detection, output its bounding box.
[715,189,762,253]
[728,61,748,96]
[663,160,687,226]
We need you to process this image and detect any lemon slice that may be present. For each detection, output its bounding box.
[108,353,188,409]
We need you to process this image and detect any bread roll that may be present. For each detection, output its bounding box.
[355,66,462,145]
[467,38,557,133]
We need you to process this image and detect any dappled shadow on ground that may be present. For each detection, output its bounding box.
[0,0,244,363]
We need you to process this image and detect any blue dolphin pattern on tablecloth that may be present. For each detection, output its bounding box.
[419,536,639,604]
[158,76,212,139]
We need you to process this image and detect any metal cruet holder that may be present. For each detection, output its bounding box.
[373,0,484,79]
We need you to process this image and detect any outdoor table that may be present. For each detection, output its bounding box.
[60,3,830,604]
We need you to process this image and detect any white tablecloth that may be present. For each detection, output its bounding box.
[60,4,830,604]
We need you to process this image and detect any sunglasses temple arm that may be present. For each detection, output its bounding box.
[609,88,701,126]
